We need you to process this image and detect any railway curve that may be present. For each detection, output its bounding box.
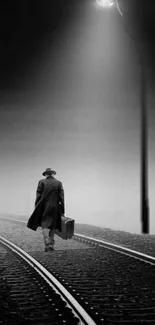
[0,217,155,324]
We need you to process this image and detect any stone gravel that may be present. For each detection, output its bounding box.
[29,243,155,324]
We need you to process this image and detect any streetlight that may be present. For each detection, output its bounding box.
[96,0,150,234]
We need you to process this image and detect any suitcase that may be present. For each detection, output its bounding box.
[55,215,75,240]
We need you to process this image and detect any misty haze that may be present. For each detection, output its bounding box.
[0,0,155,235]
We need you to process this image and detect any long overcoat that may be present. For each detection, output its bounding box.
[27,176,65,232]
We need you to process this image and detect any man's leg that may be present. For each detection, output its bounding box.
[49,228,55,249]
[42,228,50,251]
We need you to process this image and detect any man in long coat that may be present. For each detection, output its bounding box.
[27,168,65,252]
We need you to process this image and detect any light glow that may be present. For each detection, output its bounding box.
[96,0,115,8]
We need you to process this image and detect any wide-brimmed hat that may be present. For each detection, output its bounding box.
[42,168,56,176]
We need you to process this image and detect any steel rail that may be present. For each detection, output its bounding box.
[0,235,97,325]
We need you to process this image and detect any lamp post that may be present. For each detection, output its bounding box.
[96,0,150,233]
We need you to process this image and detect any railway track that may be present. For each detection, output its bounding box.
[0,236,96,325]
[0,217,155,324]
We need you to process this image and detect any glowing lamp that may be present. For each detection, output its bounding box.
[96,0,114,8]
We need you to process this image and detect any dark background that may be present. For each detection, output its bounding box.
[0,0,80,89]
[0,0,155,89]
[117,0,155,83]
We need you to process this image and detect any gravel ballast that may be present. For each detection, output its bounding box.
[0,217,155,324]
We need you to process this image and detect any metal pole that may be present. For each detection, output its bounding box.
[115,0,149,233]
[140,54,149,233]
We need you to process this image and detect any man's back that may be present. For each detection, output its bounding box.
[35,176,65,214]
[39,177,60,196]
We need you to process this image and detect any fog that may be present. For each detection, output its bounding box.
[0,1,155,234]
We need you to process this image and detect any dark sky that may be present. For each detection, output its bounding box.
[0,0,74,88]
[0,0,155,88]
[117,0,155,82]
[0,0,155,234]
